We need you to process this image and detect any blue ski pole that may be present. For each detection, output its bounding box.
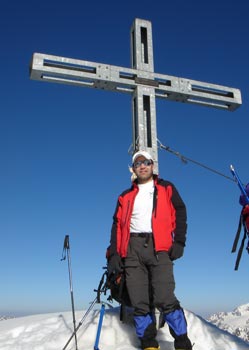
[230,165,249,205]
[94,304,105,350]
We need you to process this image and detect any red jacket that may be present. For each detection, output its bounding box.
[110,176,187,258]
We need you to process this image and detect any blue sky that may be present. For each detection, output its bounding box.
[1,0,249,318]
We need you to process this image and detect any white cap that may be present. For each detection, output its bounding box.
[132,151,153,164]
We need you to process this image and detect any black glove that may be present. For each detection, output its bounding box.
[169,242,185,261]
[107,254,123,279]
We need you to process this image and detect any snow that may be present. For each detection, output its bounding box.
[208,304,249,343]
[0,307,249,350]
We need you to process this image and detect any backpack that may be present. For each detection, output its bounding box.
[239,183,249,206]
[106,247,132,321]
[232,187,249,270]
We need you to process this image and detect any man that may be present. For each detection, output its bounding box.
[108,150,192,350]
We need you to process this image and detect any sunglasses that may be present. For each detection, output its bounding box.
[133,159,153,169]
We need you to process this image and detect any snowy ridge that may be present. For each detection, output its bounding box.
[0,316,15,322]
[0,307,249,350]
[208,303,249,344]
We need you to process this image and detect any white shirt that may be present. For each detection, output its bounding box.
[130,180,154,233]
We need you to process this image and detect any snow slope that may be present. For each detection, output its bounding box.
[0,307,249,350]
[208,303,249,343]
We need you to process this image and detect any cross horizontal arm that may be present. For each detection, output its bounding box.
[30,53,242,111]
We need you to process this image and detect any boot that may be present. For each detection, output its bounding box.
[141,338,160,350]
[140,322,160,350]
[174,333,192,350]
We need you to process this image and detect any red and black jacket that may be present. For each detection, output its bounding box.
[110,176,187,258]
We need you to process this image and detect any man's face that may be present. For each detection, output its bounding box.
[133,156,154,184]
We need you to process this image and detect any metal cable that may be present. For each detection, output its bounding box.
[157,139,236,183]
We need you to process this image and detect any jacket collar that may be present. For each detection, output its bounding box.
[133,174,158,188]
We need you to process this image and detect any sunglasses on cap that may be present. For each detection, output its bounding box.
[133,159,153,169]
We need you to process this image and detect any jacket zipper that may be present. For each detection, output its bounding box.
[152,187,158,256]
[153,187,158,218]
[124,200,130,226]
[124,193,137,256]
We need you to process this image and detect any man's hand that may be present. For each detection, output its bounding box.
[169,242,185,261]
[107,254,123,279]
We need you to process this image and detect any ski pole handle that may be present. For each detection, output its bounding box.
[63,235,70,250]
[230,165,249,205]
[60,235,70,261]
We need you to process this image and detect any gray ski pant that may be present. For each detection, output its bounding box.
[124,234,180,316]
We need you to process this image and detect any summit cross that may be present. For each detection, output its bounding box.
[30,18,242,174]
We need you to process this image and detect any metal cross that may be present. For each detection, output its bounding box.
[30,18,242,174]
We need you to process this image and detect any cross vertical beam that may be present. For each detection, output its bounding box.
[131,19,158,172]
